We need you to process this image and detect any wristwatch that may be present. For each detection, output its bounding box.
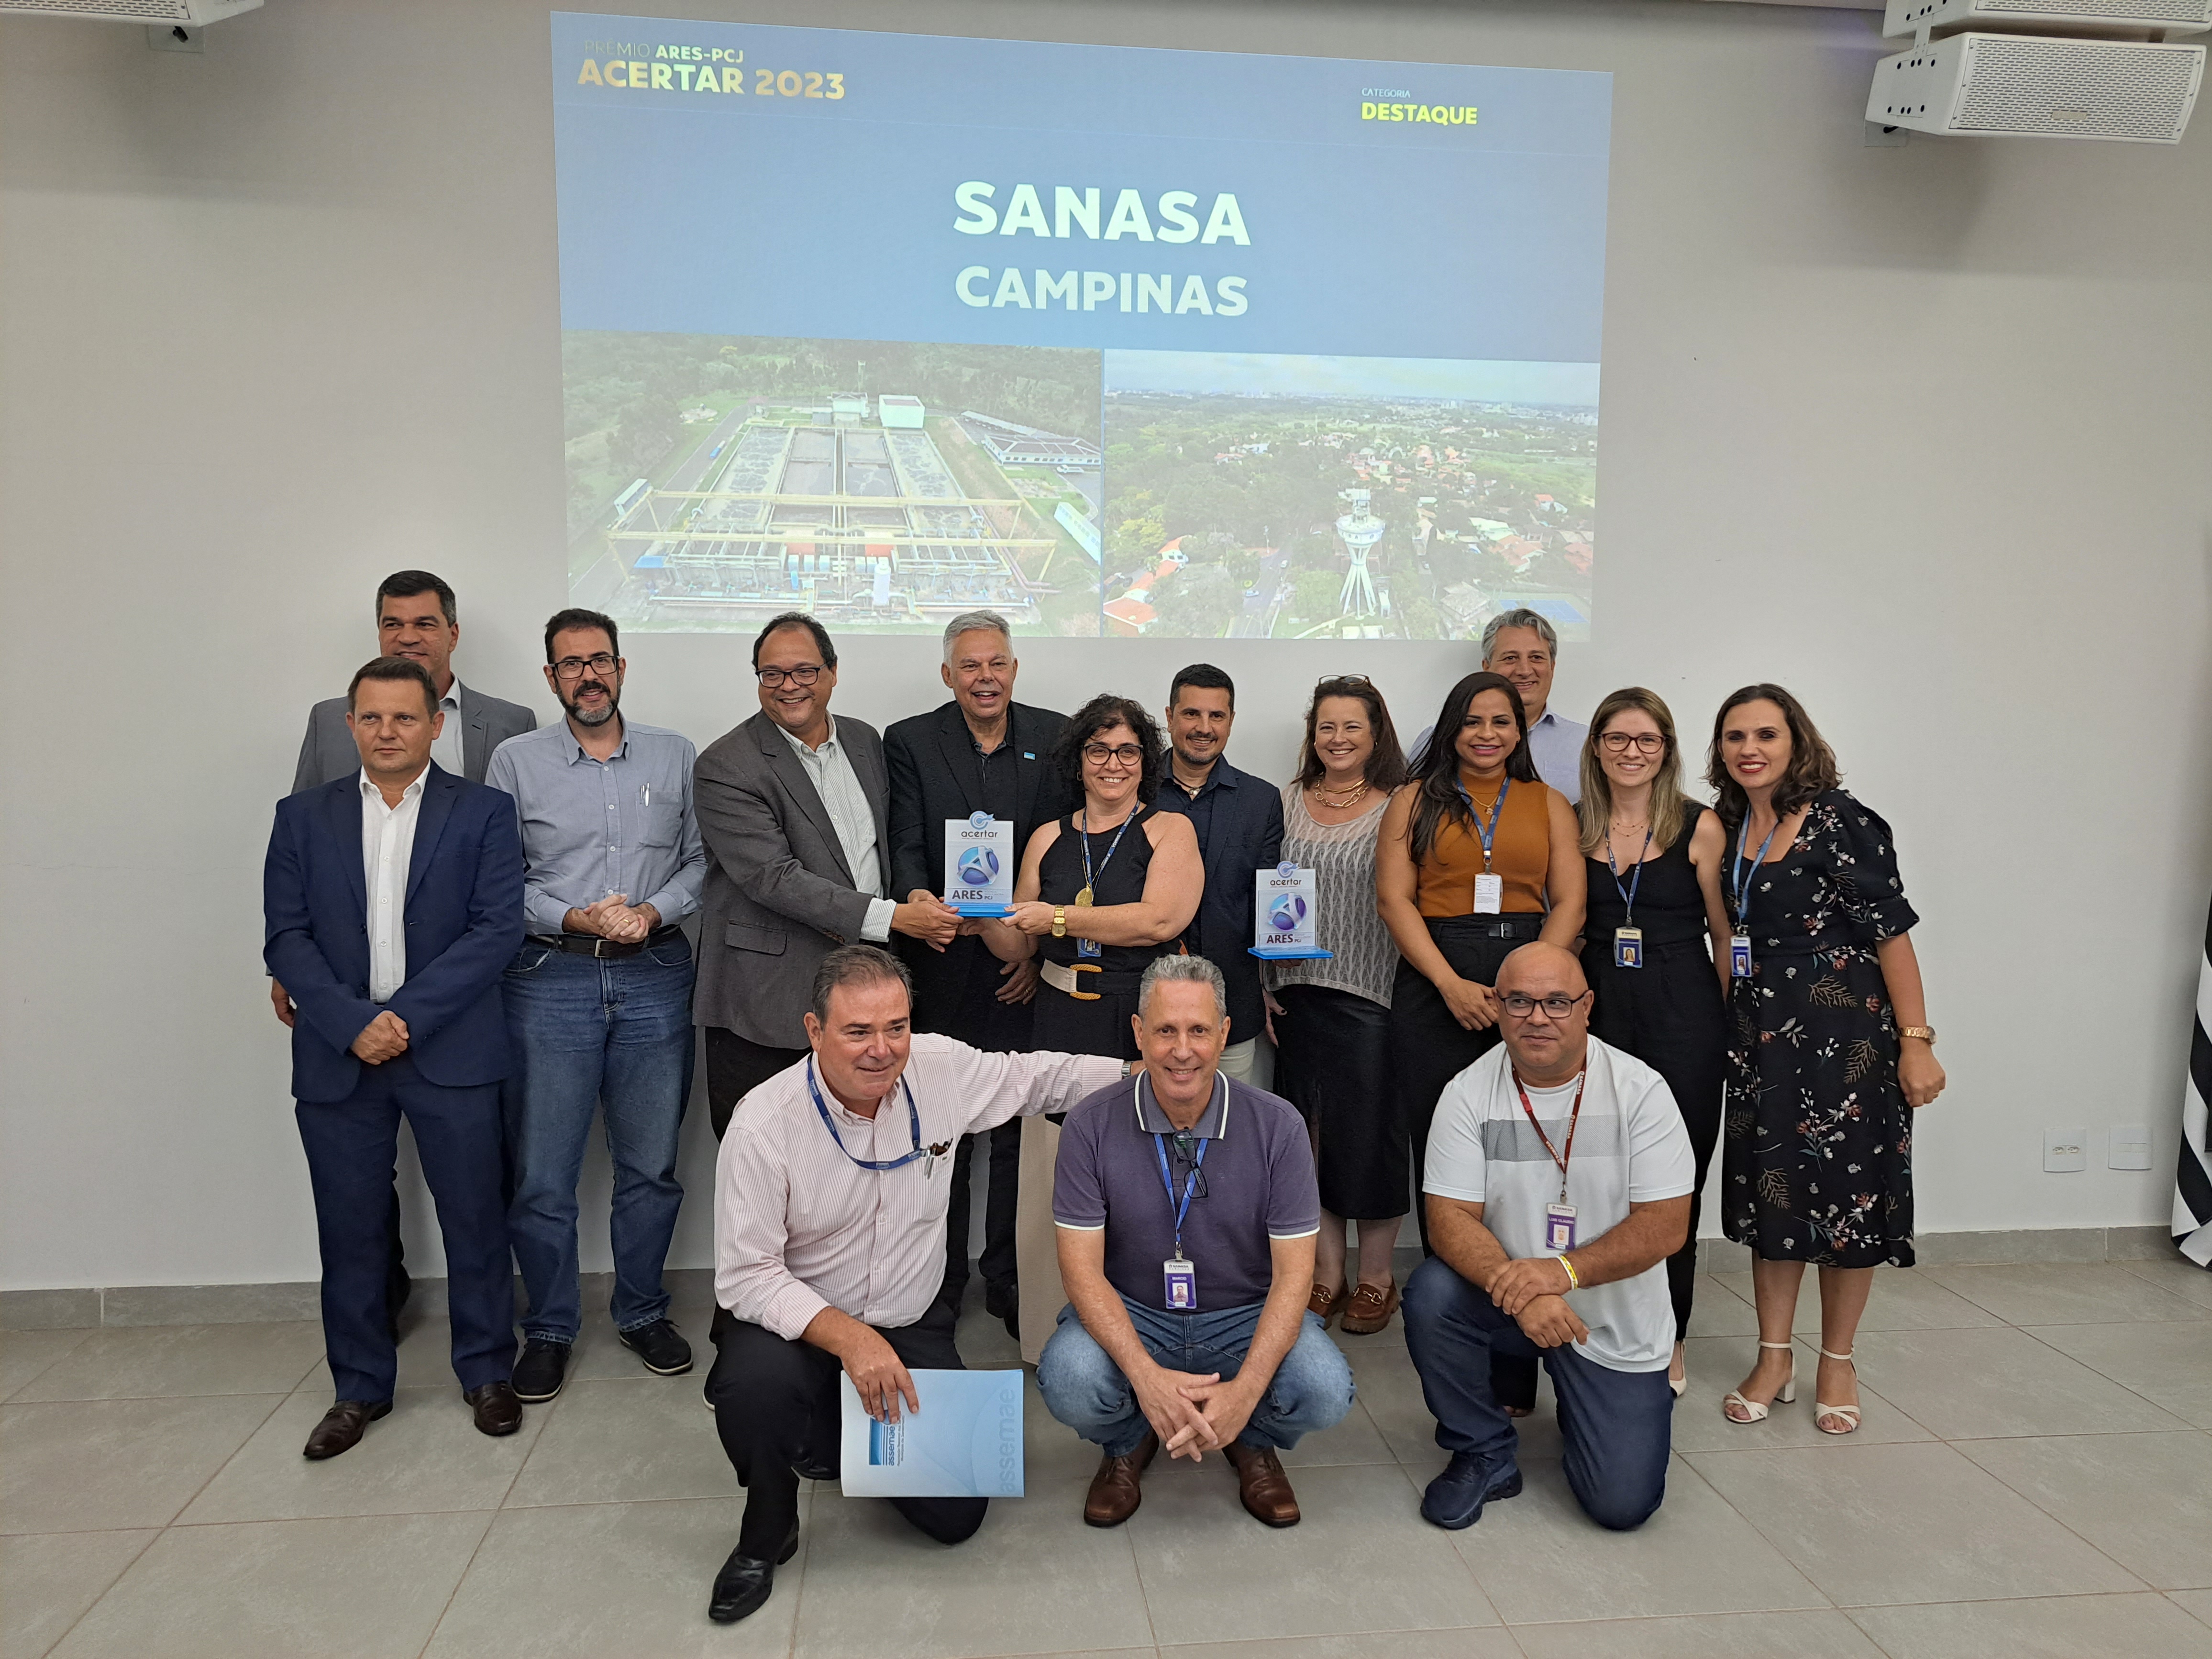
[1051,906,1067,939]
[1900,1025,1936,1044]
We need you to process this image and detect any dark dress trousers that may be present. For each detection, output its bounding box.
[885,701,1072,1307]
[263,764,524,1403]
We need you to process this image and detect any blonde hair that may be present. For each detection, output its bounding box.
[1577,687,1690,856]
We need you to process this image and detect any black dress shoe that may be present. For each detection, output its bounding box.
[791,1451,837,1482]
[618,1318,694,1376]
[511,1339,571,1403]
[1420,1451,1523,1530]
[464,1380,523,1436]
[985,1279,1019,1341]
[707,1522,799,1624]
[303,1399,391,1460]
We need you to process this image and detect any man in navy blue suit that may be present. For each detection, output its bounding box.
[264,655,527,1459]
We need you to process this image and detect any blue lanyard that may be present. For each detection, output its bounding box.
[1605,823,1654,924]
[1080,808,1136,894]
[1454,775,1510,871]
[1143,1073,1220,1257]
[806,1058,924,1171]
[1730,816,1782,930]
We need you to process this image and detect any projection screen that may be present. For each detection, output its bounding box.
[552,14,1611,643]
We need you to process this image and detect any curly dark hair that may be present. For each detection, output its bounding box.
[1706,683,1841,829]
[1408,671,1538,865]
[1054,693,1165,808]
[1293,675,1408,794]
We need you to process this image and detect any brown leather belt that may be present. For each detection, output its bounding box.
[528,925,685,960]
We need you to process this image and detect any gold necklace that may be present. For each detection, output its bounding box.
[1311,778,1369,809]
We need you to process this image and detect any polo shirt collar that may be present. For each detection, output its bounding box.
[1131,1070,1231,1139]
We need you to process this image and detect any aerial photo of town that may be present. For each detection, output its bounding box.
[564,333,1106,636]
[1098,351,1598,642]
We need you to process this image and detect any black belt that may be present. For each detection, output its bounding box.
[1429,913,1548,941]
[529,924,685,960]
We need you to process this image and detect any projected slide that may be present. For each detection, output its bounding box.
[552,15,1610,641]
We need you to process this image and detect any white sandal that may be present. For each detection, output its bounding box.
[1722,1341,1795,1424]
[1814,1348,1861,1436]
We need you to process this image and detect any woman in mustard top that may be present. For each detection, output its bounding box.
[1377,671,1586,1262]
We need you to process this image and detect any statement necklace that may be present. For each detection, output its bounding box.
[1311,778,1370,810]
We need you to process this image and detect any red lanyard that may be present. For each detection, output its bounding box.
[1513,1068,1586,1203]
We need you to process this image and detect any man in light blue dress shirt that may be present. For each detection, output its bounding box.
[1410,609,1589,802]
[486,608,708,1403]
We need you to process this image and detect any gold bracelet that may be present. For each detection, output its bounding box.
[1900,1024,1936,1044]
[1051,906,1067,939]
[1557,1255,1580,1291]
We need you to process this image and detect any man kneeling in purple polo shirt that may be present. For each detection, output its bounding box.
[1038,955,1355,1528]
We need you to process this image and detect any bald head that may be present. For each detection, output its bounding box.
[1494,943,1592,1084]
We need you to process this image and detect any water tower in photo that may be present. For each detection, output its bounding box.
[1335,488,1386,616]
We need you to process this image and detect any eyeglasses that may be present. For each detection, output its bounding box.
[756,664,824,689]
[1169,1134,1210,1197]
[1598,732,1665,755]
[1498,991,1590,1020]
[551,653,617,681]
[1082,742,1146,767]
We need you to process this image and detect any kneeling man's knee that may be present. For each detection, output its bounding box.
[1401,1254,1465,1331]
[1035,1321,1129,1428]
[1579,1481,1664,1532]
[1272,1322,1356,1435]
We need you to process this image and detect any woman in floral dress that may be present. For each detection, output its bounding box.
[1708,686,1945,1435]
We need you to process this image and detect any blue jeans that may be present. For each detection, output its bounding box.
[503,935,695,1345]
[1036,1296,1355,1458]
[1402,1255,1673,1531]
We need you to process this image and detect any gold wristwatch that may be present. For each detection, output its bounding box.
[1900,1025,1936,1044]
[1052,906,1067,939]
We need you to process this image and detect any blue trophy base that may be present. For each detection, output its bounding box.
[952,903,1014,918]
[1248,946,1334,960]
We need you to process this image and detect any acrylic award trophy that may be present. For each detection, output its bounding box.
[1249,862,1332,960]
[944,809,1016,917]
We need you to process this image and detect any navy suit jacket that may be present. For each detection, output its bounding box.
[263,763,524,1103]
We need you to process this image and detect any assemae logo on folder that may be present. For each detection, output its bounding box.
[837,1368,1026,1498]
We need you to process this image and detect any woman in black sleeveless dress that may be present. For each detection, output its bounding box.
[1575,689,1733,1394]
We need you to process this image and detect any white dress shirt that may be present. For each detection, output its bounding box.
[778,718,896,941]
[361,764,430,1003]
[716,1035,1122,1338]
[430,677,466,777]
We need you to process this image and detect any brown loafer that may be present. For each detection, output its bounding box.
[1339,1280,1400,1336]
[1083,1431,1159,1527]
[303,1398,391,1460]
[465,1380,523,1437]
[1223,1441,1301,1527]
[1306,1282,1346,1327]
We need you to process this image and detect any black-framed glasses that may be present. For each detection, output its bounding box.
[1598,732,1665,755]
[1082,742,1145,767]
[552,653,618,681]
[1499,990,1590,1020]
[756,664,824,689]
[1169,1133,1209,1197]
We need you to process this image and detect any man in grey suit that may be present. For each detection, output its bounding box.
[273,569,537,1327]
[693,612,961,1140]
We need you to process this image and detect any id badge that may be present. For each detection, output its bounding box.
[1162,1256,1197,1310]
[1077,936,1102,960]
[1614,926,1643,969]
[1729,932,1753,979]
[1545,1203,1578,1252]
[1472,872,1504,915]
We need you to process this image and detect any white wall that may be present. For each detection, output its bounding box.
[2,0,2206,1290]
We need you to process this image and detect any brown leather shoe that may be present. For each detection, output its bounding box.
[1339,1280,1400,1336]
[1083,1431,1159,1527]
[1223,1442,1301,1527]
[303,1399,391,1460]
[465,1380,523,1437]
[1306,1282,1346,1327]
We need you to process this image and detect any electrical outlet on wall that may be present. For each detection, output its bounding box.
[2044,1128,2088,1173]
[2109,1127,2153,1171]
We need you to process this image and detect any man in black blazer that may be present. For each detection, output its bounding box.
[263,657,526,1459]
[884,611,1072,1329]
[693,613,961,1139]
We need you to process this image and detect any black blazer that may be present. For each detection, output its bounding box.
[884,700,1073,1029]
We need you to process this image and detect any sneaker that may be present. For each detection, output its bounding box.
[511,1338,570,1403]
[1420,1451,1523,1530]
[619,1318,694,1376]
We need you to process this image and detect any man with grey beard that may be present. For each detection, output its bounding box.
[485,608,708,1404]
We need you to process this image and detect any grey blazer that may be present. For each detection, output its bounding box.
[693,708,890,1048]
[290,683,537,794]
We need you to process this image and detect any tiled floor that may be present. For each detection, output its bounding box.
[4,1259,2210,1659]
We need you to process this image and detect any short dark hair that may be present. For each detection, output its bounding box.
[347,654,439,716]
[752,611,837,671]
[1055,694,1168,807]
[376,571,456,627]
[1706,684,1841,828]
[544,607,619,663]
[808,944,913,1024]
[1169,663,1235,711]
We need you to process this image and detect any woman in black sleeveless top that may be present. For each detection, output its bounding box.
[1576,688,1732,1395]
